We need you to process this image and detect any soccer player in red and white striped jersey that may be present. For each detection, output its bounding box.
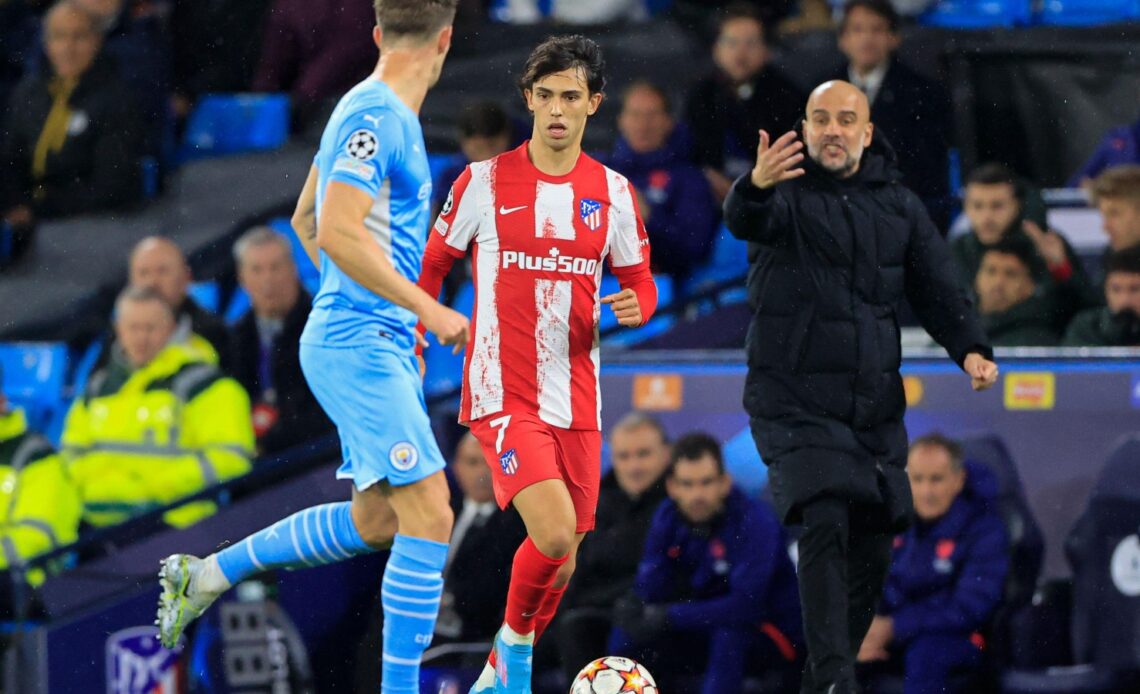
[417,35,657,693]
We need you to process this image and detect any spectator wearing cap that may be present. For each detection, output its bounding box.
[228,227,332,455]
[608,81,719,283]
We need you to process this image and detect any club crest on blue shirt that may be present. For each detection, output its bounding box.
[500,448,520,475]
[389,441,419,471]
[933,538,955,574]
[579,199,602,231]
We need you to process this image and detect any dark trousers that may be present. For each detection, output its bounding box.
[902,633,983,694]
[796,496,894,693]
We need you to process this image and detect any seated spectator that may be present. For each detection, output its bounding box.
[435,432,526,642]
[489,0,649,24]
[858,433,1008,693]
[251,0,376,130]
[830,0,952,229]
[1063,245,1140,347]
[0,0,143,223]
[609,81,719,282]
[1069,110,1140,187]
[975,240,1059,347]
[952,163,1096,330]
[0,365,81,581]
[1090,164,1140,254]
[69,0,169,146]
[229,227,331,456]
[62,286,254,529]
[128,236,229,367]
[557,412,671,679]
[612,433,803,694]
[434,100,516,215]
[171,0,273,120]
[684,3,804,201]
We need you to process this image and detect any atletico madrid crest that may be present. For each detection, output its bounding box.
[580,199,602,231]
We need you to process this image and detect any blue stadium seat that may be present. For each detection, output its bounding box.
[918,0,1033,28]
[682,224,749,301]
[187,281,221,314]
[423,280,474,398]
[722,426,768,497]
[181,94,290,160]
[0,342,68,436]
[224,288,251,324]
[1037,0,1139,25]
[599,274,676,347]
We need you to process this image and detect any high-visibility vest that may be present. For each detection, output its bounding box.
[62,342,254,528]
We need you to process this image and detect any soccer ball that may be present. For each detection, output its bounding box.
[570,656,658,694]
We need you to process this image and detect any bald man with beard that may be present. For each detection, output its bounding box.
[724,81,999,693]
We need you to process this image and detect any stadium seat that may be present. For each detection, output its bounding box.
[1037,0,1140,25]
[918,0,1033,28]
[423,280,474,398]
[599,275,676,347]
[0,342,68,436]
[1002,435,1140,693]
[187,281,221,314]
[181,94,290,160]
[722,426,768,497]
[681,224,749,301]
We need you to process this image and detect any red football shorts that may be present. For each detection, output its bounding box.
[468,411,602,533]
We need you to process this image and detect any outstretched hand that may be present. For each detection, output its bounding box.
[750,130,805,190]
[964,352,999,392]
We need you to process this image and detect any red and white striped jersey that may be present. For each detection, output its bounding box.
[425,142,654,430]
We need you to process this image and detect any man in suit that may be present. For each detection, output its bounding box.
[832,0,952,230]
[228,227,332,455]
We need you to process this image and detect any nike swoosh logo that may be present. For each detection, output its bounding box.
[521,610,537,617]
[499,205,528,215]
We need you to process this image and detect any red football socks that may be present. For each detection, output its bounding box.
[534,584,567,642]
[504,537,568,636]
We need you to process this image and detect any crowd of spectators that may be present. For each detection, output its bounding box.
[0,0,1137,689]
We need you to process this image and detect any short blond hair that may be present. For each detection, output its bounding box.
[1090,164,1140,208]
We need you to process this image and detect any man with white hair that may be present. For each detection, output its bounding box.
[228,227,331,455]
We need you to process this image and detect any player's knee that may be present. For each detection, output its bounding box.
[532,525,575,559]
[552,555,577,588]
[356,510,399,549]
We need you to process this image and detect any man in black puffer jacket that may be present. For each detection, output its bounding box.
[724,80,999,694]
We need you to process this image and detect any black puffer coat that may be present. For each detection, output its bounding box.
[724,139,990,525]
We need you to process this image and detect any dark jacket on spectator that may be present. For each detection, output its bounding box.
[980,298,1060,347]
[951,228,1099,332]
[636,487,802,645]
[1062,307,1140,347]
[1068,118,1140,187]
[440,497,526,642]
[172,0,272,101]
[607,126,719,280]
[723,138,989,525]
[229,292,332,454]
[252,0,376,128]
[684,67,804,181]
[566,471,667,611]
[879,461,1009,644]
[830,59,952,228]
[1,56,143,218]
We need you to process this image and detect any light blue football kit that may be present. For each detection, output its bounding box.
[213,78,449,694]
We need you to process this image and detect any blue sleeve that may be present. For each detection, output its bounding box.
[1067,136,1114,187]
[635,502,677,603]
[326,106,404,198]
[879,539,907,616]
[892,514,1010,642]
[665,506,781,630]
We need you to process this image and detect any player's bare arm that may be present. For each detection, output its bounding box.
[601,288,644,327]
[291,165,320,268]
[319,180,469,348]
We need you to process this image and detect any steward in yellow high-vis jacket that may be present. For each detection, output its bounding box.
[0,390,81,579]
[62,287,254,528]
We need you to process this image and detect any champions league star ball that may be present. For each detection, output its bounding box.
[570,657,658,694]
